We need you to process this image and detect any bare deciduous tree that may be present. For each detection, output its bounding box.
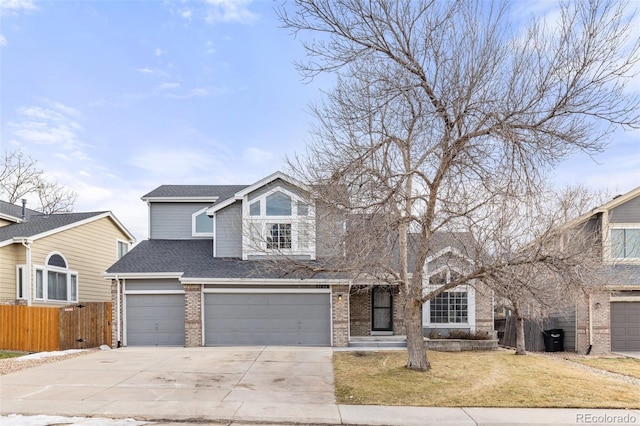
[280,0,640,371]
[471,186,611,355]
[0,149,77,214]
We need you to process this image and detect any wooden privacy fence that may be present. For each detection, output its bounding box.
[0,302,111,352]
[496,311,576,352]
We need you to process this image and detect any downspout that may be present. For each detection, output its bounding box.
[587,293,593,355]
[116,275,122,348]
[20,239,32,306]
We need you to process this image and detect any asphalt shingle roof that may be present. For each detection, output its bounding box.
[0,212,106,242]
[142,185,249,201]
[0,200,41,221]
[107,239,339,280]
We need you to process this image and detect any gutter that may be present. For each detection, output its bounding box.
[115,275,122,348]
[587,293,593,355]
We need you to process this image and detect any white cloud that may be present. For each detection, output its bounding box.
[181,9,192,20]
[206,41,216,54]
[154,48,167,57]
[243,147,274,165]
[0,0,38,15]
[204,0,257,24]
[9,101,85,151]
[156,82,180,90]
[0,34,6,46]
[135,67,154,74]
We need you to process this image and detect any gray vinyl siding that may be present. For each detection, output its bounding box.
[550,310,576,352]
[215,201,242,257]
[149,202,212,239]
[124,279,183,291]
[610,196,640,223]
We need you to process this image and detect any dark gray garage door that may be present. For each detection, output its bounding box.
[611,302,640,351]
[204,293,330,346]
[126,294,185,346]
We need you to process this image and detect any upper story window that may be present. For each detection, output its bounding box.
[117,240,129,259]
[266,192,292,216]
[243,187,315,259]
[34,252,78,303]
[192,207,214,237]
[611,228,640,259]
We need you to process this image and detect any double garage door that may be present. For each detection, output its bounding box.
[204,293,330,346]
[126,292,330,346]
[611,302,640,351]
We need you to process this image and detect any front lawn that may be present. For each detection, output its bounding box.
[0,351,25,360]
[334,350,640,408]
[576,356,640,380]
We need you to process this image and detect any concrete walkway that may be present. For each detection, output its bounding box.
[1,347,639,425]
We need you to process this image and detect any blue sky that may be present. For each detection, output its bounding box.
[1,0,639,240]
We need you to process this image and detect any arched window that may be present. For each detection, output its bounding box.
[35,252,78,303]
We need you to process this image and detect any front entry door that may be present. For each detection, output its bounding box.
[372,287,393,331]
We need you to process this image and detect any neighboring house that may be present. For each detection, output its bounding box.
[0,200,135,306]
[564,186,640,354]
[106,172,494,347]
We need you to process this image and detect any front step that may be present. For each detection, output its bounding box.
[349,336,408,348]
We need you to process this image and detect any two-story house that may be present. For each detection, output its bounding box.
[567,186,640,354]
[0,200,134,307]
[106,172,494,347]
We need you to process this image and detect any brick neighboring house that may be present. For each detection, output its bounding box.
[0,200,135,307]
[105,172,494,347]
[565,186,640,354]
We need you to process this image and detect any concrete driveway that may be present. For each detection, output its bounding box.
[0,346,339,424]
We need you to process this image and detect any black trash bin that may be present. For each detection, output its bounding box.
[543,329,564,352]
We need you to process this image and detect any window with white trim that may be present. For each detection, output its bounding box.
[243,188,315,258]
[428,270,468,324]
[192,207,214,237]
[117,240,129,259]
[34,252,78,303]
[611,228,640,259]
[16,266,25,299]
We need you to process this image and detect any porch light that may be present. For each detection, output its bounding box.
[337,294,343,302]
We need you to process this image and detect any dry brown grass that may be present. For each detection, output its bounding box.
[576,357,640,379]
[334,350,640,408]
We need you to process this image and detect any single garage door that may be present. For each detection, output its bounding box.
[611,302,640,351]
[204,293,330,346]
[126,294,185,346]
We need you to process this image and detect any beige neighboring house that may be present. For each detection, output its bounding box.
[0,200,135,306]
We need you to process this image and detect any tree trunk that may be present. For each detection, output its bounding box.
[405,296,430,371]
[514,305,527,355]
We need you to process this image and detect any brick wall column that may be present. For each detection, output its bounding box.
[474,281,495,335]
[184,284,203,347]
[332,285,349,347]
[576,290,611,354]
[110,279,124,348]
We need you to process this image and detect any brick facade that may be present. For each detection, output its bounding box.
[576,290,611,354]
[474,281,495,334]
[332,285,349,347]
[183,284,203,347]
[349,286,406,336]
[110,279,124,348]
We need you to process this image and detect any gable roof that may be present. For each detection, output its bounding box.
[0,211,135,247]
[141,185,248,202]
[567,185,640,227]
[207,172,308,215]
[0,200,41,223]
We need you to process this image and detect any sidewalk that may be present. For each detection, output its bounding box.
[3,406,640,425]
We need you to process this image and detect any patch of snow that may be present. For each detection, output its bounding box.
[99,344,111,351]
[16,349,86,361]
[1,414,149,425]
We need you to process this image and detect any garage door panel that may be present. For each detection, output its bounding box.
[204,293,330,346]
[611,302,640,352]
[127,294,185,346]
